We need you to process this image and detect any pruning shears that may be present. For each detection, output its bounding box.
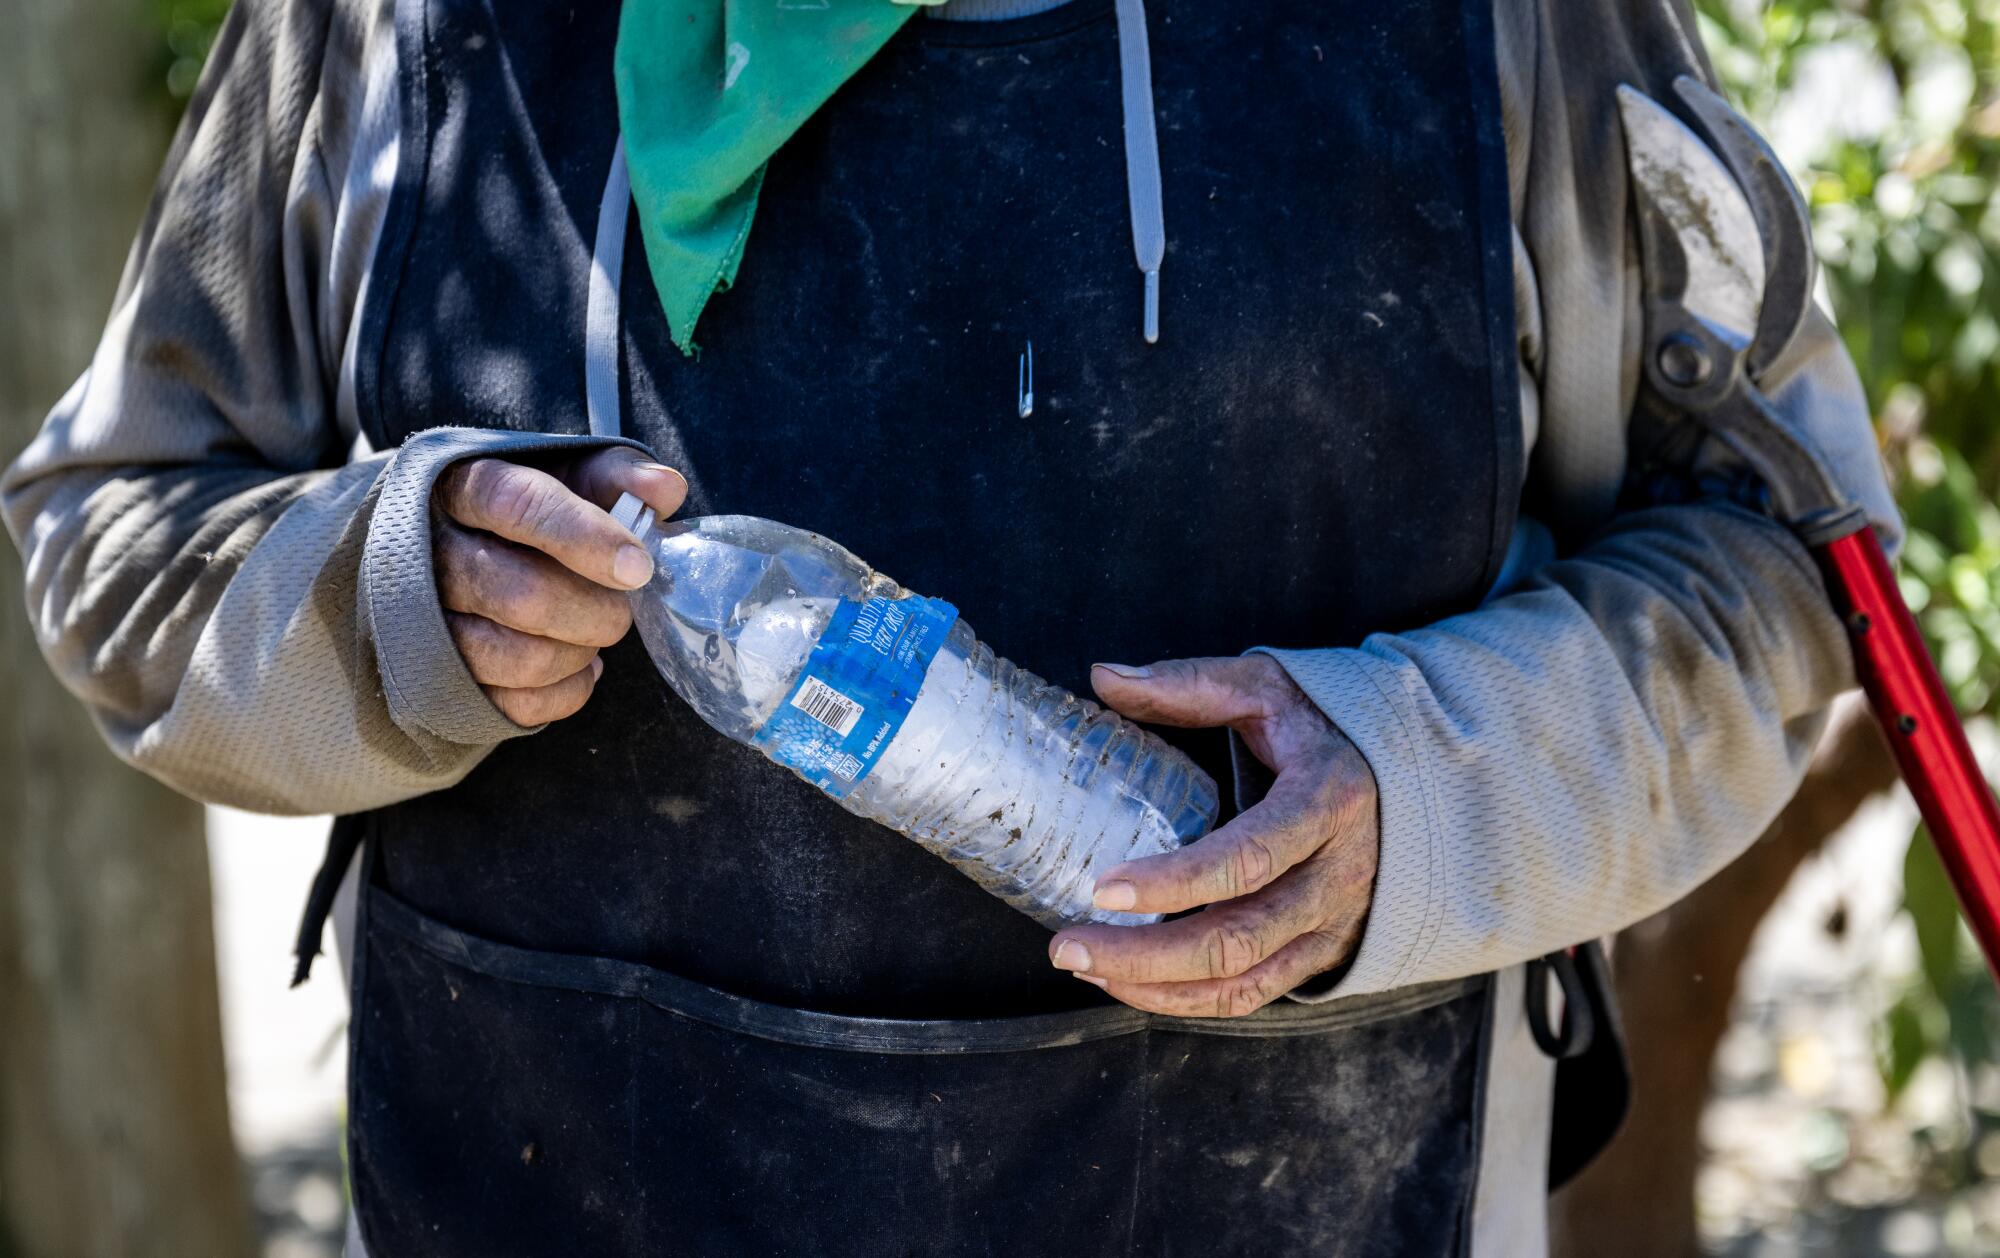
[1620,77,2000,973]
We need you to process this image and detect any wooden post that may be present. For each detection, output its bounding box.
[0,2,254,1254]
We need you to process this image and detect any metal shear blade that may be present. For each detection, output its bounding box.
[1617,84,1765,350]
[1671,76,1816,381]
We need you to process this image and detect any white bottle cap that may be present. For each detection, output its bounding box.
[610,491,656,538]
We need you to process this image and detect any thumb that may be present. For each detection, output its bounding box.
[569,447,689,520]
[1089,655,1289,729]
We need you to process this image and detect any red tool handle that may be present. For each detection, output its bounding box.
[1817,528,2000,973]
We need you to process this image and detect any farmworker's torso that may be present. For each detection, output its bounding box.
[358,0,1519,1018]
[339,2,1527,1252]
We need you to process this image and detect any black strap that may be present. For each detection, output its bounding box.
[291,818,364,987]
[1542,940,1633,1190]
[1525,948,1596,1059]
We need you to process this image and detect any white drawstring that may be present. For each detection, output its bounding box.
[1114,0,1165,344]
[586,137,631,439]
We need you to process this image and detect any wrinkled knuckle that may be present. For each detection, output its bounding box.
[1202,928,1229,980]
[1171,867,1209,908]
[459,460,514,514]
[1205,922,1264,979]
[1215,976,1269,1020]
[1233,973,1280,1018]
[1232,836,1278,896]
[484,465,556,534]
[1101,943,1148,984]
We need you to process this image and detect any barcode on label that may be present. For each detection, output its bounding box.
[791,676,863,737]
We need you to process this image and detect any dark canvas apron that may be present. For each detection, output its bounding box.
[336,0,1528,1251]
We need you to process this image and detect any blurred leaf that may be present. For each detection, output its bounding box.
[1724,0,2000,1144]
[1948,968,1999,1066]
[1884,993,1931,1100]
[1906,825,1965,1005]
[145,1,232,106]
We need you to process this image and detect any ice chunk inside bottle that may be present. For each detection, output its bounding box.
[612,501,1218,929]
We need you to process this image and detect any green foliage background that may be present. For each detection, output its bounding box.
[1697,0,2000,1171]
[151,0,231,103]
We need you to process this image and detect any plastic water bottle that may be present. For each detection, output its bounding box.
[608,497,1218,929]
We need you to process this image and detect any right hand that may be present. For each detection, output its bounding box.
[433,448,688,726]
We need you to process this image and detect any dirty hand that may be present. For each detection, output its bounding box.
[433,448,687,725]
[1048,655,1379,1017]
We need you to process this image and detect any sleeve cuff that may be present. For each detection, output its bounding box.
[1254,644,1449,1002]
[360,426,651,747]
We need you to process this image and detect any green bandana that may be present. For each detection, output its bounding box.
[614,0,940,355]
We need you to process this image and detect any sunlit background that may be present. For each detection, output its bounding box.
[4,2,1999,1256]
[1668,2,2000,1253]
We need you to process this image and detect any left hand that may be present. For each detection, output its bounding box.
[1047,655,1380,1018]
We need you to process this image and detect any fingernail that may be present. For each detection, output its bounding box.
[612,544,653,588]
[635,462,684,480]
[1093,662,1152,680]
[1073,973,1110,989]
[1093,881,1138,912]
[590,657,605,681]
[1052,940,1092,972]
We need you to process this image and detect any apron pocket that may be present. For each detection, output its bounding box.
[348,886,1489,1258]
[349,887,1152,1257]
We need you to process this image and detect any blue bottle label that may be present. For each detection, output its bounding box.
[751,594,958,800]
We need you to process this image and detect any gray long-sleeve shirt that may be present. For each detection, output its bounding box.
[3,0,1899,1011]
